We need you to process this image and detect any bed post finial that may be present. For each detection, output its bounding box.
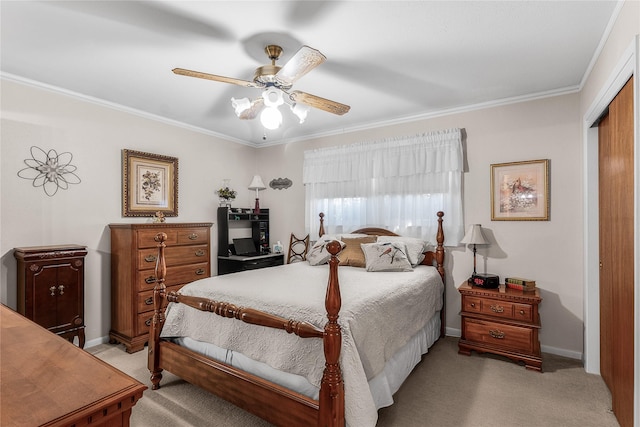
[319,212,325,237]
[149,232,167,390]
[435,211,445,279]
[318,241,345,426]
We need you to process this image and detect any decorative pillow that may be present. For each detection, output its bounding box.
[376,236,428,266]
[307,238,345,266]
[361,242,413,272]
[338,236,377,267]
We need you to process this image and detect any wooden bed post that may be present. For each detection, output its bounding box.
[148,232,167,390]
[318,241,345,427]
[435,211,446,338]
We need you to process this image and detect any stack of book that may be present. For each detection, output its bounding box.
[505,277,536,291]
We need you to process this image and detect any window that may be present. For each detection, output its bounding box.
[303,129,464,245]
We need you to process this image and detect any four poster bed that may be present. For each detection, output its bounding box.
[148,211,445,427]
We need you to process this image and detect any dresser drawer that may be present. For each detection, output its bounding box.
[137,245,209,270]
[176,227,209,245]
[136,262,209,292]
[137,229,179,248]
[137,284,184,314]
[136,285,183,333]
[463,317,535,354]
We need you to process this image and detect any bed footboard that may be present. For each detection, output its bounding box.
[148,234,345,427]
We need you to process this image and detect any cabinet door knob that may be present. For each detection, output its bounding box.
[50,286,56,296]
[490,305,504,313]
[519,309,526,315]
[145,255,157,263]
[195,250,205,257]
[58,285,64,295]
[188,233,199,240]
[470,303,476,308]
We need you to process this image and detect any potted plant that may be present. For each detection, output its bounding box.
[216,180,237,207]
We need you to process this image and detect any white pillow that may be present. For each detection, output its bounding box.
[376,236,428,266]
[361,242,413,272]
[307,238,345,266]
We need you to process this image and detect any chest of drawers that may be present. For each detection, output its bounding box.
[458,282,542,371]
[109,222,212,353]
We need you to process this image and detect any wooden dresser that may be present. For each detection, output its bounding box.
[14,244,87,348]
[458,282,542,371]
[1,304,146,426]
[109,222,212,353]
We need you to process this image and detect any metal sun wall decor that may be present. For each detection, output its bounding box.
[17,146,81,196]
[269,177,292,190]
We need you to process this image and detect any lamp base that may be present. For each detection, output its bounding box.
[254,198,260,214]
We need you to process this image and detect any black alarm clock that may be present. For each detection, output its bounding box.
[470,273,500,288]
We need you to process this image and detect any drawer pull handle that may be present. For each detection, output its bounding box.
[145,318,152,327]
[145,255,157,263]
[195,250,205,257]
[50,286,56,296]
[195,268,205,275]
[188,233,199,240]
[145,297,153,305]
[491,305,504,313]
[145,276,157,284]
[489,329,505,339]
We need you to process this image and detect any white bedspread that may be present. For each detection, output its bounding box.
[161,262,443,426]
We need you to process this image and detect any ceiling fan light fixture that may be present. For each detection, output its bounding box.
[262,88,284,107]
[290,103,309,123]
[231,97,251,116]
[260,106,282,130]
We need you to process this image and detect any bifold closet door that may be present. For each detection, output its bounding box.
[598,76,634,427]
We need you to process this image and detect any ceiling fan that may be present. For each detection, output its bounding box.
[173,45,350,129]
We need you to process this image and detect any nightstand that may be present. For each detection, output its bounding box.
[458,281,542,372]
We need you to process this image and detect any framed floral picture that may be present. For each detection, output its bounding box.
[491,159,549,221]
[122,149,178,217]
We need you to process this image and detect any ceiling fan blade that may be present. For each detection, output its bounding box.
[172,68,261,88]
[275,46,326,88]
[289,91,350,116]
[238,98,264,120]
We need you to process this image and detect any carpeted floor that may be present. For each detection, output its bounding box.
[88,336,619,426]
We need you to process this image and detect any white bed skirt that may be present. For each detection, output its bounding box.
[172,310,441,411]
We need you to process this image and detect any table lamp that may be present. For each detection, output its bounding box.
[248,175,266,214]
[460,224,488,276]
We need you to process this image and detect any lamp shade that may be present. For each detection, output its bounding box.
[460,224,488,245]
[248,175,266,191]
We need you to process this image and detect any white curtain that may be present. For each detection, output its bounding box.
[303,128,464,246]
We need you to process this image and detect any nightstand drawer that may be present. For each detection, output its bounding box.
[479,299,534,322]
[462,296,483,313]
[464,317,535,354]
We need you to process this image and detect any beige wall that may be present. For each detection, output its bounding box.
[260,93,584,357]
[0,79,256,343]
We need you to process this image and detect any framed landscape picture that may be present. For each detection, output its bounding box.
[122,149,178,217]
[491,159,549,221]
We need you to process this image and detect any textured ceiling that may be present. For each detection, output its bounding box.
[1,1,619,146]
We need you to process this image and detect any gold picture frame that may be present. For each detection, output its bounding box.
[122,149,178,217]
[491,159,549,221]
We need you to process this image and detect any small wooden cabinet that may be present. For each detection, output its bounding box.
[14,244,87,348]
[109,222,212,353]
[458,282,542,371]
